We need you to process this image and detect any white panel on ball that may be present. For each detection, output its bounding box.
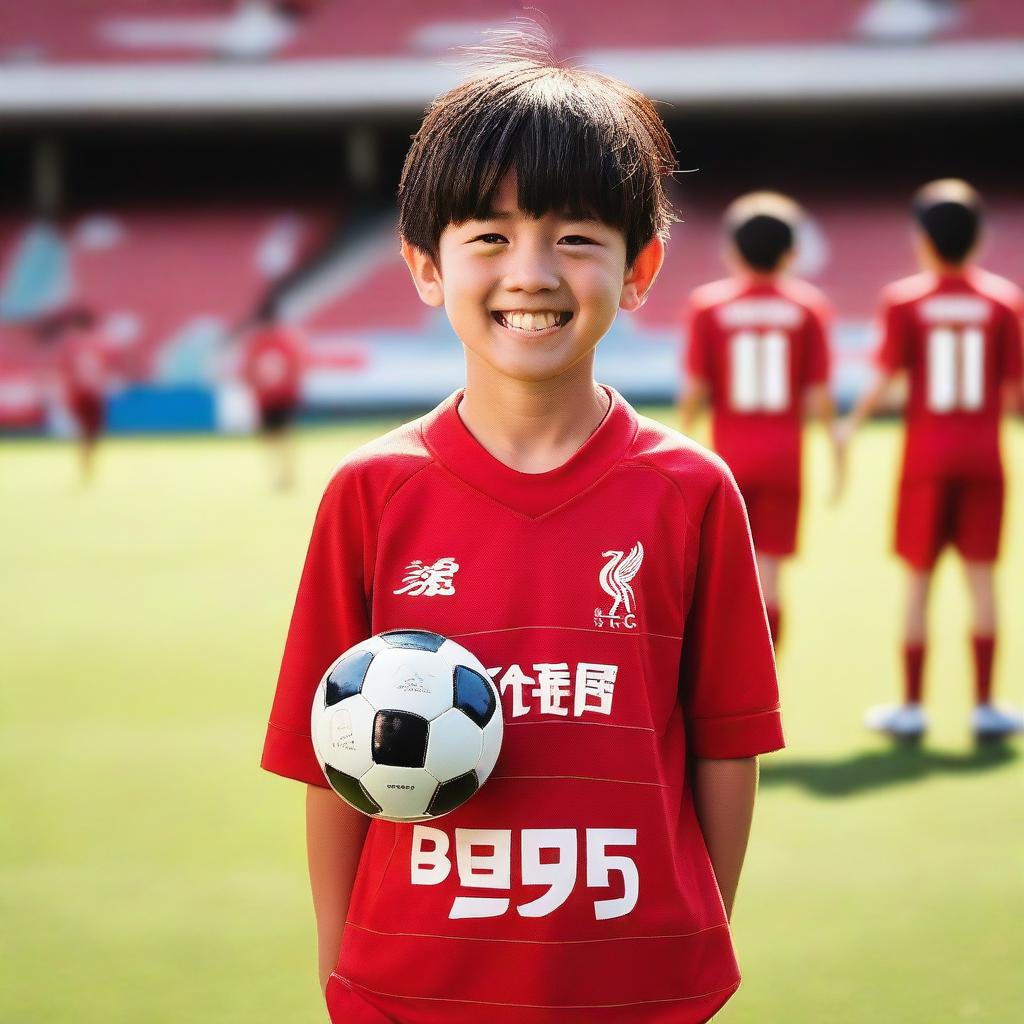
[361,763,437,818]
[313,693,376,779]
[478,714,503,783]
[439,638,490,680]
[360,648,456,720]
[425,708,484,782]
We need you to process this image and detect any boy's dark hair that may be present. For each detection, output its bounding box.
[913,179,981,266]
[398,49,678,268]
[724,192,801,273]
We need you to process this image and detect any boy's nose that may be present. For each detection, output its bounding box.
[501,245,561,293]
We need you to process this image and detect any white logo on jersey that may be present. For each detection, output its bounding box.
[595,542,644,629]
[393,557,459,597]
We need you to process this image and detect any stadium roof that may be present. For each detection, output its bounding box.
[1,0,1023,117]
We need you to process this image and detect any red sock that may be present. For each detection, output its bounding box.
[972,634,995,705]
[766,605,781,646]
[904,643,925,704]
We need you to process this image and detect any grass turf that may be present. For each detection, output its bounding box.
[2,414,1022,1023]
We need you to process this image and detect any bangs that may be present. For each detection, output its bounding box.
[399,62,677,265]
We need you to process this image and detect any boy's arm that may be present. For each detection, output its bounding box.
[692,757,758,920]
[307,785,371,995]
[679,377,709,435]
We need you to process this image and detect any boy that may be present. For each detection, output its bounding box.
[841,179,1024,741]
[50,308,108,485]
[241,301,304,490]
[262,55,783,1023]
[680,193,840,644]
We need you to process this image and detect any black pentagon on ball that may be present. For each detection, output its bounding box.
[453,665,496,727]
[323,765,382,815]
[428,771,479,817]
[325,650,374,707]
[372,710,429,768]
[379,629,447,652]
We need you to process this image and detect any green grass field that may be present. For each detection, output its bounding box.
[3,414,1022,1023]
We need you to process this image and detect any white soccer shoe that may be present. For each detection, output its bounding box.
[972,704,1024,741]
[864,703,927,741]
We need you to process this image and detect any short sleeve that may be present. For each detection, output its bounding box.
[260,468,371,786]
[998,303,1023,383]
[680,472,783,759]
[875,297,910,373]
[803,304,831,386]
[685,304,712,383]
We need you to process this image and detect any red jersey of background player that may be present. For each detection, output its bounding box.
[243,324,303,410]
[262,388,783,1023]
[876,267,1023,484]
[686,276,831,491]
[59,325,109,438]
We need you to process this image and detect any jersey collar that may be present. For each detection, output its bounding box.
[420,385,637,519]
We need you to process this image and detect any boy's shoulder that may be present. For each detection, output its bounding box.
[625,406,735,503]
[965,266,1024,313]
[689,275,827,322]
[688,276,746,312]
[879,271,937,310]
[774,275,831,318]
[322,414,435,507]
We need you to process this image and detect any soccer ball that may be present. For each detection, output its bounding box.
[310,630,503,822]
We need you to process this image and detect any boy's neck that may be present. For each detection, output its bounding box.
[458,357,611,475]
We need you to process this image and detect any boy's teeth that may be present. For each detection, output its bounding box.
[504,311,561,330]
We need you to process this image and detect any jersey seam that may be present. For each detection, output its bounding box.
[342,920,729,945]
[688,704,782,722]
[334,973,738,1010]
[368,456,435,601]
[265,719,311,739]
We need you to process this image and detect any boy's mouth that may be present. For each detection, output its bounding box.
[492,310,573,333]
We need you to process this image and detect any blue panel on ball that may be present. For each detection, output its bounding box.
[323,765,382,816]
[379,629,447,652]
[427,771,479,817]
[325,650,374,707]
[372,710,429,768]
[454,666,496,727]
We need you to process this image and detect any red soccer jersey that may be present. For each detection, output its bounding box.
[243,326,303,409]
[685,277,831,490]
[261,388,783,1024]
[875,268,1023,482]
[59,329,108,401]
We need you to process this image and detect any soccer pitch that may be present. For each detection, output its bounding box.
[3,414,1022,1023]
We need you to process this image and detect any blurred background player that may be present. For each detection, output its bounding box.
[45,308,109,485]
[241,300,304,491]
[680,192,841,645]
[841,180,1024,742]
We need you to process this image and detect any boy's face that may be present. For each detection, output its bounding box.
[402,173,663,385]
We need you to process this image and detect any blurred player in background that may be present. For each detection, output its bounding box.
[681,192,841,645]
[841,180,1024,742]
[242,300,304,491]
[45,308,109,485]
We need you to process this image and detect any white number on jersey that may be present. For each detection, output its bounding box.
[926,326,985,413]
[410,825,640,921]
[729,330,790,412]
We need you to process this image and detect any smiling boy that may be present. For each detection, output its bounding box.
[262,54,783,1023]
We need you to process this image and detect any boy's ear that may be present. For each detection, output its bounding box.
[401,238,445,308]
[619,235,665,312]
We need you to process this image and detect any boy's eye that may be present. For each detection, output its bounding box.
[560,235,597,246]
[474,233,507,245]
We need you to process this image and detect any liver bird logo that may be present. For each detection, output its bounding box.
[597,542,644,626]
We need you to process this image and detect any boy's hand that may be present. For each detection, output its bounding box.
[828,419,853,503]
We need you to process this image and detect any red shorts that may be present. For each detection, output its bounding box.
[68,392,104,440]
[737,484,800,557]
[895,477,1003,569]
